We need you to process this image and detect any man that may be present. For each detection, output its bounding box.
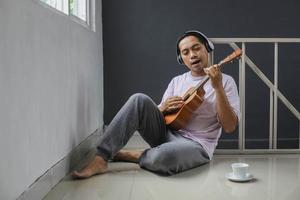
[72,30,239,178]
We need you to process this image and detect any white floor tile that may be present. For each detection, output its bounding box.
[43,154,300,200]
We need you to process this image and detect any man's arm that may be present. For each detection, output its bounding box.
[205,65,238,133]
[215,87,238,133]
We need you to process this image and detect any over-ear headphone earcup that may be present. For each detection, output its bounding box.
[177,54,183,64]
[205,43,212,52]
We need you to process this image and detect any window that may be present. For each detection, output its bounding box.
[70,0,87,21]
[40,0,90,24]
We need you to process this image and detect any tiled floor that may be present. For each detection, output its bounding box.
[43,136,300,200]
[43,154,300,200]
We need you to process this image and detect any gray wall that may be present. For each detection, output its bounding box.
[103,0,300,149]
[0,0,103,199]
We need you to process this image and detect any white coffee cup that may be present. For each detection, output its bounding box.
[231,163,249,179]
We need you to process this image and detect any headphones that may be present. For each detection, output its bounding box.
[176,30,214,65]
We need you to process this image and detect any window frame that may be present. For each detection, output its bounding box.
[38,0,95,31]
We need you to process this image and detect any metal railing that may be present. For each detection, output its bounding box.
[211,38,300,154]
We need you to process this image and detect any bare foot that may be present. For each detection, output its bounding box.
[72,155,107,179]
[113,150,143,163]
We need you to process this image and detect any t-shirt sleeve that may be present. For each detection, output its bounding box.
[158,79,175,107]
[224,76,240,122]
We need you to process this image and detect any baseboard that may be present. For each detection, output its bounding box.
[17,128,102,200]
[217,138,300,149]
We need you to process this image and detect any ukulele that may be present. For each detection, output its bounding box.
[164,49,242,130]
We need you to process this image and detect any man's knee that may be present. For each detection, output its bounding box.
[139,145,210,175]
[139,149,179,175]
[130,93,150,101]
[129,93,154,107]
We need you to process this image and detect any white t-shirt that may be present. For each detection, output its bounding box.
[160,71,240,159]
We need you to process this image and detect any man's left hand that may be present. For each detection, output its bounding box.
[204,64,223,90]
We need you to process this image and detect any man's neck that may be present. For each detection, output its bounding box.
[191,70,206,77]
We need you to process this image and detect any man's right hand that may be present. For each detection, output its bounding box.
[159,96,184,115]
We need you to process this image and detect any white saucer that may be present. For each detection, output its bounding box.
[225,172,254,182]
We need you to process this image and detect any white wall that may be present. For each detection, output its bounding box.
[0,0,103,199]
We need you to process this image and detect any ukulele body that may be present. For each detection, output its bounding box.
[165,87,205,130]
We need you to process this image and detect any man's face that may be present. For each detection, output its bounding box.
[178,35,209,76]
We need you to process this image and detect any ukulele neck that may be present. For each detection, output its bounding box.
[182,49,242,101]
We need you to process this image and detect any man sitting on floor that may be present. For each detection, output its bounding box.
[72,30,240,178]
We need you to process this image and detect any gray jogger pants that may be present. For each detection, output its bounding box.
[97,93,209,175]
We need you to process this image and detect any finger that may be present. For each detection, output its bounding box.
[205,68,213,77]
[210,66,220,77]
[204,65,215,74]
[168,105,182,112]
[167,96,182,102]
[205,64,219,72]
[213,65,221,73]
[173,96,183,100]
[168,98,184,104]
[213,64,219,69]
[210,68,217,77]
[168,100,183,108]
[170,98,185,104]
[169,105,176,110]
[204,67,210,74]
[170,101,184,108]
